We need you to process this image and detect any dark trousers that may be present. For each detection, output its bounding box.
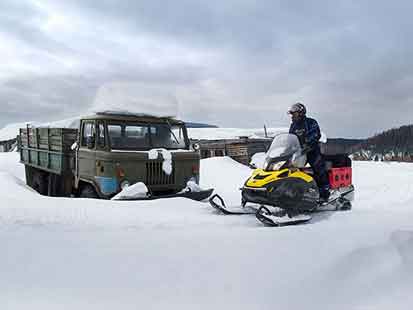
[307,146,330,199]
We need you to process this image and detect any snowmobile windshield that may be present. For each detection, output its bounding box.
[267,134,302,159]
[264,133,306,169]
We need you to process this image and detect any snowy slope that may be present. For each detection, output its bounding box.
[1,152,413,310]
[0,122,39,141]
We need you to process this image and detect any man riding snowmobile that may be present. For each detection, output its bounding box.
[288,103,330,202]
[209,131,354,226]
[208,103,354,226]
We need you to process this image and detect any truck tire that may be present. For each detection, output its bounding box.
[25,166,34,187]
[79,184,99,199]
[32,169,48,195]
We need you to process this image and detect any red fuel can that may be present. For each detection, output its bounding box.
[329,167,352,189]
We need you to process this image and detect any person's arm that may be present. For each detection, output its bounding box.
[304,119,321,148]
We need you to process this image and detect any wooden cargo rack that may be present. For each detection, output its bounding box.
[19,126,78,175]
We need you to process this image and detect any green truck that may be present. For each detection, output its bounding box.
[19,112,212,200]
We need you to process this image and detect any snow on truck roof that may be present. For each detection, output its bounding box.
[86,111,183,125]
[0,113,181,141]
[95,111,176,119]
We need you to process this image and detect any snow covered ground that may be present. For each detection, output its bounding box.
[1,152,413,309]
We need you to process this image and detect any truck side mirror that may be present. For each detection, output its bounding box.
[71,141,79,151]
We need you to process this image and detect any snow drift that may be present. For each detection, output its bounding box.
[1,152,413,310]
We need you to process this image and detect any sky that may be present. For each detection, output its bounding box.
[1,0,413,138]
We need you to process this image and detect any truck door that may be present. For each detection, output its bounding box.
[95,121,108,178]
[78,120,97,182]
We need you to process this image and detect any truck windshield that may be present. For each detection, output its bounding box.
[107,122,189,150]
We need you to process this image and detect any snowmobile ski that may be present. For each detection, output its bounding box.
[256,206,312,226]
[255,187,354,226]
[209,194,257,215]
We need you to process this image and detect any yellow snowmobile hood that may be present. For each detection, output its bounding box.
[245,168,314,188]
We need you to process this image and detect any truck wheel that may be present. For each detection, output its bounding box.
[79,184,98,199]
[25,166,34,187]
[32,169,48,195]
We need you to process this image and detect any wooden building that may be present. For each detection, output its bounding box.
[194,136,363,166]
[193,136,272,165]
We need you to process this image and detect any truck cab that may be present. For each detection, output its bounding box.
[76,112,200,198]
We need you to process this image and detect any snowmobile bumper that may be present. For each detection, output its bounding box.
[116,188,214,201]
[241,186,274,206]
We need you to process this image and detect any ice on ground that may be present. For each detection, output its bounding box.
[111,182,148,200]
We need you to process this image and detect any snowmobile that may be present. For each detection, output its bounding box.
[209,133,354,226]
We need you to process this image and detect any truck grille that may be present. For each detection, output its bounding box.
[146,161,175,185]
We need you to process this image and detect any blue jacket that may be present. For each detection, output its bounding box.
[289,117,321,148]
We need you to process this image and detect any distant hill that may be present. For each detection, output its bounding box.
[352,124,413,161]
[365,125,413,153]
[185,122,218,128]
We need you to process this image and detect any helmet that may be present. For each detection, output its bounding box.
[288,102,306,116]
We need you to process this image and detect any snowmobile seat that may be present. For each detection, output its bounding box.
[323,154,351,169]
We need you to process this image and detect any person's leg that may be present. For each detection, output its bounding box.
[307,148,330,200]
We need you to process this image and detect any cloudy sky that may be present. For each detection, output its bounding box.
[1,0,413,138]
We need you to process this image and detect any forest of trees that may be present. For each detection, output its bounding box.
[352,124,413,161]
[364,125,413,153]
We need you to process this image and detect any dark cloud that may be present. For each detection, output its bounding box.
[0,1,74,56]
[0,74,98,125]
[0,65,208,127]
[48,0,353,52]
[1,0,413,138]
